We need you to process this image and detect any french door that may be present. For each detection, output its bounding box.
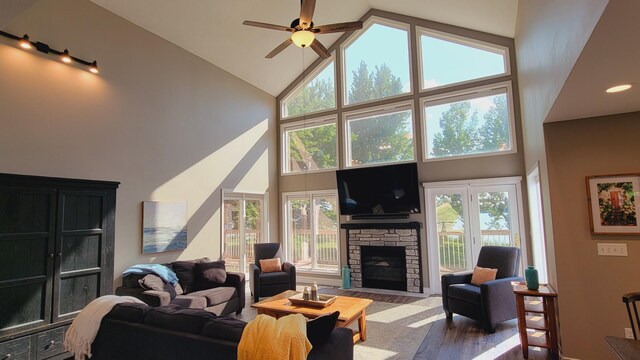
[425,177,526,293]
[222,191,267,274]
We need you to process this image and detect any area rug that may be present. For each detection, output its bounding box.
[236,295,446,360]
[349,297,446,360]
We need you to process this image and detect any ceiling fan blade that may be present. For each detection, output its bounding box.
[314,21,363,34]
[243,20,293,32]
[310,39,331,59]
[299,0,316,29]
[266,38,294,58]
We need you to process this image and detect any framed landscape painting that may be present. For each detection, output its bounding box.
[142,201,188,254]
[586,174,640,235]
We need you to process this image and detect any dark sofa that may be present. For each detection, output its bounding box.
[90,303,354,360]
[115,259,245,316]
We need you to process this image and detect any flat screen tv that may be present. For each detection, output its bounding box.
[336,163,421,217]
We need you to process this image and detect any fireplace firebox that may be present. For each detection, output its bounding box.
[361,246,407,291]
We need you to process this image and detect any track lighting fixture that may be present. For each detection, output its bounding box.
[0,30,99,74]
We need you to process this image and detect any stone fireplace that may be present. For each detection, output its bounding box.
[342,222,423,293]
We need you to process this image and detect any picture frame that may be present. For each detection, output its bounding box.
[586,174,640,235]
[142,201,188,254]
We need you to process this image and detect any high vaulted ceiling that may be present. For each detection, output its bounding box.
[88,0,519,96]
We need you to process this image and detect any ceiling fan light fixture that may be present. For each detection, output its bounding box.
[291,30,315,48]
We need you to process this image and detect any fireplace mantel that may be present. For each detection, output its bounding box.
[341,222,424,293]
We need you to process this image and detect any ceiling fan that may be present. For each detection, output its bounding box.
[243,0,363,59]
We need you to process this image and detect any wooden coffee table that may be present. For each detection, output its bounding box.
[251,290,373,343]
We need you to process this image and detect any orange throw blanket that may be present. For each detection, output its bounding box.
[238,314,312,360]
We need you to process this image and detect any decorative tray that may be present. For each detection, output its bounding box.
[288,293,338,308]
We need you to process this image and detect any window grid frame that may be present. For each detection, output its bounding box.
[416,26,511,93]
[281,190,340,275]
[280,54,338,120]
[342,99,416,168]
[420,81,517,162]
[340,16,414,109]
[281,115,339,176]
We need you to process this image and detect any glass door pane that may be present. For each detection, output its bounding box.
[434,192,470,276]
[222,199,241,273]
[288,197,312,271]
[244,199,262,274]
[469,185,521,265]
[477,191,514,247]
[313,195,339,272]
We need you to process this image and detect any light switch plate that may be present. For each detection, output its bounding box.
[597,243,628,256]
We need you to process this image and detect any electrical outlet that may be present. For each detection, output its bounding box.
[597,243,628,256]
[625,327,634,339]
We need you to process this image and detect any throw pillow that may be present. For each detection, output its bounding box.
[106,303,150,323]
[259,258,282,273]
[138,274,177,298]
[470,266,498,286]
[194,260,227,290]
[306,311,340,347]
[171,258,211,294]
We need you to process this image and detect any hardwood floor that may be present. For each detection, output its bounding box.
[245,287,554,359]
[323,288,554,359]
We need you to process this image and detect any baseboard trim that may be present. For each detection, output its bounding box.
[297,275,342,287]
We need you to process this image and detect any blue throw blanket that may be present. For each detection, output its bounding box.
[122,264,179,285]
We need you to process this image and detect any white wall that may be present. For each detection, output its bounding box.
[0,0,277,284]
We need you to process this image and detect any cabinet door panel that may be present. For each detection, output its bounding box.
[60,235,101,272]
[53,190,107,322]
[0,187,55,337]
[0,281,47,332]
[58,274,99,316]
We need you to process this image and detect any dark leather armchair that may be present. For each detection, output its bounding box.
[441,246,523,333]
[249,243,296,302]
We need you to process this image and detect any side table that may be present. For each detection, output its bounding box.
[513,283,559,359]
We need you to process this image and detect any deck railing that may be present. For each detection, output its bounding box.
[223,230,339,270]
[439,230,511,273]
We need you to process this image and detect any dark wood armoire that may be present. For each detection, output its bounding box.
[0,173,119,359]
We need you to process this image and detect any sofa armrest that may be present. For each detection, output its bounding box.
[441,270,473,313]
[249,263,260,302]
[282,262,296,290]
[224,271,246,313]
[481,276,524,328]
[115,286,171,307]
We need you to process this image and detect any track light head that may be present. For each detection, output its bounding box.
[89,60,99,74]
[19,34,32,49]
[61,49,72,63]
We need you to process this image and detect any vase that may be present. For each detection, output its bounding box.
[525,265,539,291]
[342,265,351,289]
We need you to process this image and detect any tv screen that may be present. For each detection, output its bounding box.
[336,163,421,217]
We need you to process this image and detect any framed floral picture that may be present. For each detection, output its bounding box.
[586,174,640,235]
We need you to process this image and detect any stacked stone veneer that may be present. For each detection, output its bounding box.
[346,225,423,293]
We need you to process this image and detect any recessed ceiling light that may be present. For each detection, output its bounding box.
[606,84,633,93]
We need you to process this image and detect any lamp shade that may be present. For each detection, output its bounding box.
[291,30,315,48]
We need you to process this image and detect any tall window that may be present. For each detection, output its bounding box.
[283,191,339,273]
[281,59,336,119]
[282,116,337,174]
[342,18,411,106]
[421,82,515,161]
[344,101,415,167]
[222,191,267,274]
